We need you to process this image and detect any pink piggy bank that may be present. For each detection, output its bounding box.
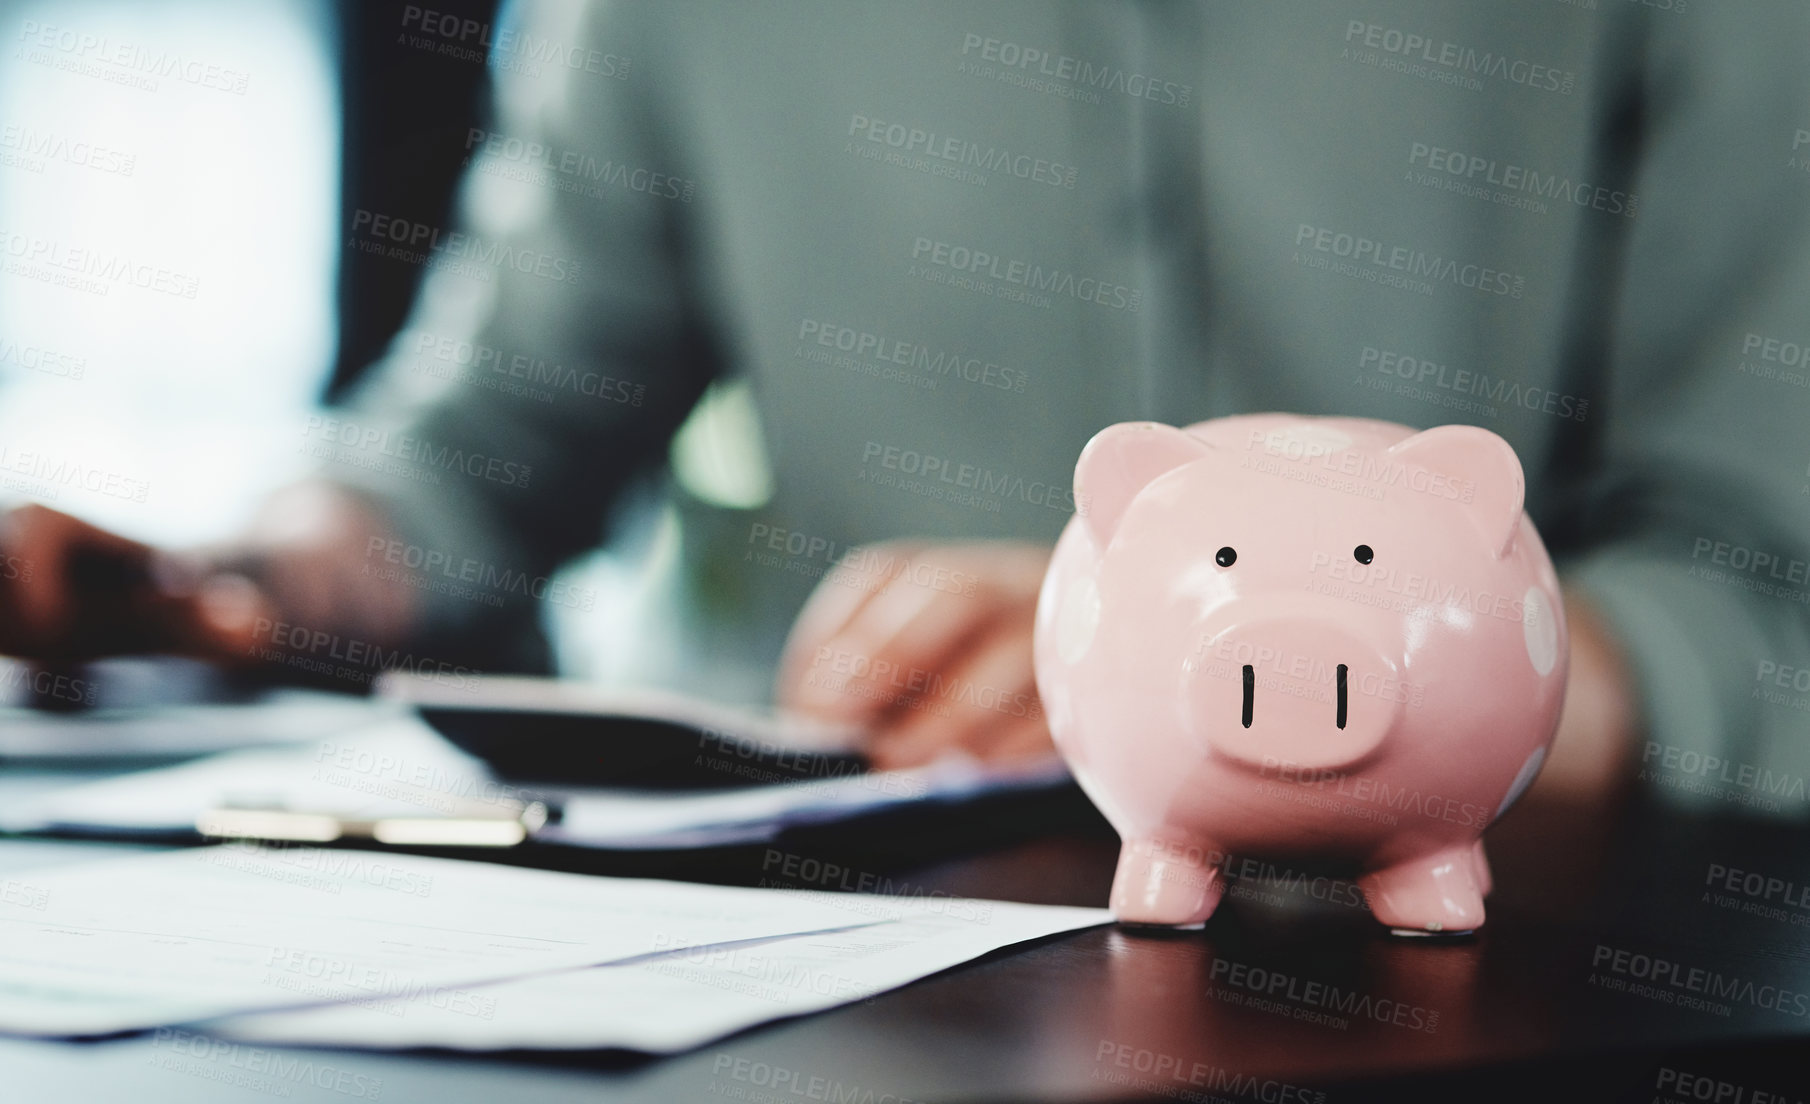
[1033,414,1568,935]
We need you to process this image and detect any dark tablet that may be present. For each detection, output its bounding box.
[416,702,869,790]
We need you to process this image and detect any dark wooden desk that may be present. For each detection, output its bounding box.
[2,782,1807,1103]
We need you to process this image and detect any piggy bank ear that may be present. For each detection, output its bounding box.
[1075,422,1212,547]
[1386,425,1525,557]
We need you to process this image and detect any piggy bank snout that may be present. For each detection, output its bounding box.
[1188,620,1397,773]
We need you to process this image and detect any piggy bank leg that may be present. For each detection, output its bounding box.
[1359,845,1487,936]
[1110,838,1225,929]
[1471,840,1493,899]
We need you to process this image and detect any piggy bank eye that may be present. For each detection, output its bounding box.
[1353,544,1374,565]
[1215,546,1237,568]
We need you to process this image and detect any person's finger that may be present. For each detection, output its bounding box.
[191,483,419,674]
[955,679,1052,763]
[978,714,1060,764]
[789,576,999,726]
[830,552,1042,730]
[862,625,1037,769]
[776,542,923,702]
[871,703,1049,771]
[778,540,1052,747]
[919,711,1055,771]
[0,505,155,655]
[183,572,281,662]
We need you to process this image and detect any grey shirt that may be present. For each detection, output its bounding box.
[336,0,1810,816]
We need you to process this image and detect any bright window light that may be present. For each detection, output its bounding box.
[0,0,339,544]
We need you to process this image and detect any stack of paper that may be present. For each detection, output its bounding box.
[0,845,867,1037]
[0,846,1109,1051]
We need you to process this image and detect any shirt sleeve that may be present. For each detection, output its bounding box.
[1559,3,1810,817]
[326,0,719,670]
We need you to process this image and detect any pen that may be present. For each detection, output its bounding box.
[196,799,557,848]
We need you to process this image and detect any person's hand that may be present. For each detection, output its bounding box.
[0,483,417,671]
[1523,589,1640,804]
[775,540,1055,770]
[211,481,419,671]
[0,503,250,663]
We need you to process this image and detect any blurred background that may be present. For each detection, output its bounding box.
[0,0,680,680]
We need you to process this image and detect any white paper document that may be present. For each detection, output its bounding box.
[0,690,386,762]
[0,717,504,836]
[0,846,869,1038]
[205,894,1112,1052]
[0,715,1071,849]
